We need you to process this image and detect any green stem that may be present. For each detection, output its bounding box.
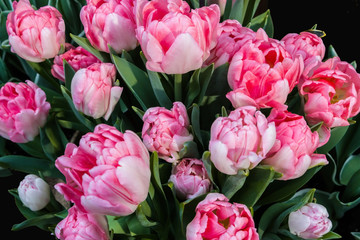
[174,74,182,102]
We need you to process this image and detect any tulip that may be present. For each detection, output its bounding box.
[288,203,332,239]
[71,63,123,120]
[18,174,50,211]
[0,80,50,143]
[6,0,65,62]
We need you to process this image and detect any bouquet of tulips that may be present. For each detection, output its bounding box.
[1,0,360,239]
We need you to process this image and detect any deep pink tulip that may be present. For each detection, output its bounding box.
[55,124,151,216]
[6,0,65,62]
[209,106,276,175]
[0,81,50,143]
[71,63,122,120]
[142,102,193,163]
[262,108,328,180]
[136,0,220,74]
[186,193,259,240]
[80,0,138,53]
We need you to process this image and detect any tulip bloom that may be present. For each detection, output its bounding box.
[55,124,151,216]
[6,0,65,62]
[169,158,211,200]
[136,0,220,74]
[0,80,50,143]
[209,106,276,175]
[186,193,259,240]
[262,109,328,180]
[142,102,193,163]
[18,174,50,211]
[51,45,101,82]
[288,203,332,239]
[71,63,123,120]
[55,206,109,240]
[80,0,138,53]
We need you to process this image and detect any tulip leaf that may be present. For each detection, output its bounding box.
[231,165,277,207]
[327,45,339,58]
[17,136,48,159]
[229,0,261,26]
[185,68,201,107]
[12,213,60,231]
[317,125,349,154]
[111,54,159,110]
[351,232,360,240]
[147,69,173,109]
[70,34,111,63]
[190,104,204,147]
[179,141,200,159]
[248,9,274,38]
[136,203,159,228]
[221,169,248,199]
[258,166,322,205]
[342,170,360,202]
[339,155,360,185]
[197,64,214,105]
[56,0,83,36]
[63,60,75,91]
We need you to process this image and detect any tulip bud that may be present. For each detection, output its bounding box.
[18,174,50,211]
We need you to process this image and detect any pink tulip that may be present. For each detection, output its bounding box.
[55,124,150,216]
[209,106,276,175]
[0,80,50,143]
[18,174,50,211]
[300,57,360,144]
[169,158,211,200]
[6,0,65,62]
[186,193,259,240]
[288,203,332,239]
[282,31,325,74]
[136,0,220,74]
[262,108,328,180]
[227,29,303,109]
[71,63,122,120]
[142,102,193,163]
[55,206,109,240]
[204,19,256,68]
[51,45,101,82]
[80,0,138,53]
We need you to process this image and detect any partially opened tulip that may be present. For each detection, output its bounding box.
[6,0,65,62]
[71,63,122,120]
[80,0,138,53]
[0,80,50,143]
[18,174,50,211]
[136,0,220,74]
[288,203,332,239]
[55,206,110,240]
[209,106,276,175]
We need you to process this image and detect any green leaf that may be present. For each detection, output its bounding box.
[26,60,60,90]
[327,45,339,58]
[12,213,61,231]
[0,155,62,177]
[258,166,322,205]
[60,85,95,132]
[70,34,110,62]
[188,0,199,8]
[221,170,248,199]
[63,59,76,91]
[351,232,360,240]
[132,106,145,120]
[136,203,159,228]
[190,104,203,147]
[111,54,158,110]
[197,64,214,105]
[179,141,200,159]
[147,70,173,109]
[229,0,261,26]
[248,9,274,38]
[342,169,360,202]
[185,68,201,107]
[321,231,342,239]
[17,136,47,159]
[231,165,278,207]
[339,155,360,185]
[317,125,349,154]
[56,0,83,35]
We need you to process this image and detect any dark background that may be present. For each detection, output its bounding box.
[2,0,360,239]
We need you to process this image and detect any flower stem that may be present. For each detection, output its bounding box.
[174,74,182,102]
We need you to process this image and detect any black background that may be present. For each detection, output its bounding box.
[2,0,360,239]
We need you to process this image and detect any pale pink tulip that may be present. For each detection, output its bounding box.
[80,0,138,53]
[288,203,332,239]
[209,106,276,175]
[18,174,50,211]
[142,102,193,163]
[6,0,65,62]
[55,124,150,216]
[204,19,256,68]
[300,57,360,131]
[136,0,220,74]
[0,80,50,143]
[227,29,303,109]
[71,63,122,120]
[55,206,109,240]
[262,108,328,180]
[186,193,259,240]
[169,158,211,200]
[52,45,101,82]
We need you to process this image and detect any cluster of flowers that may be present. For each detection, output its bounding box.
[2,0,360,239]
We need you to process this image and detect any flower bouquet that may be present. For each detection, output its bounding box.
[1,0,360,239]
